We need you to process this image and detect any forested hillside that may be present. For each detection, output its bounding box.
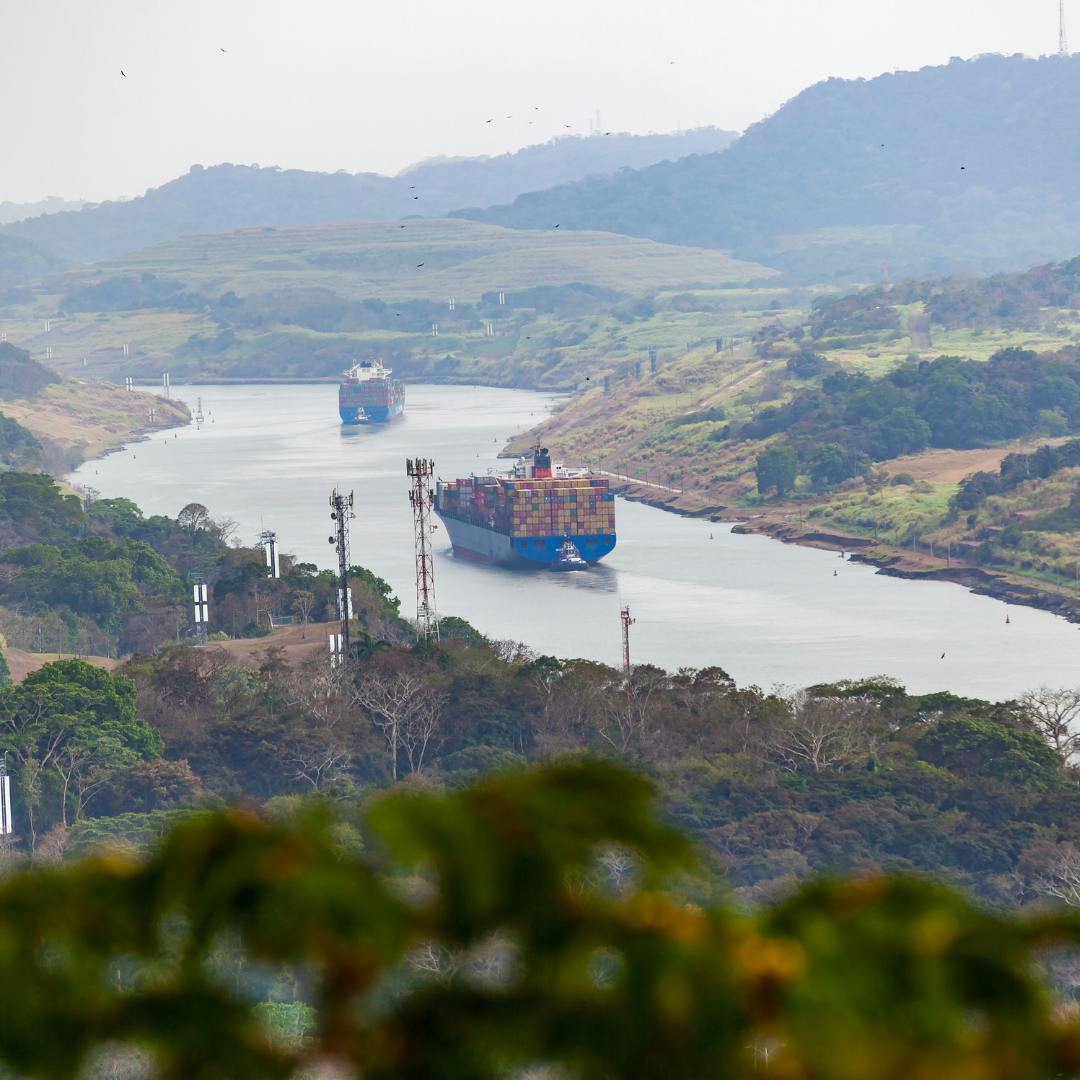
[0,128,735,265]
[0,234,67,290]
[2,482,1079,910]
[0,473,407,659]
[463,54,1080,281]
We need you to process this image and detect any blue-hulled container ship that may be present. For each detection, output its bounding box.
[339,359,405,423]
[435,447,617,568]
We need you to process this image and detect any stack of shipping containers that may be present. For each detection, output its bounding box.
[436,476,615,539]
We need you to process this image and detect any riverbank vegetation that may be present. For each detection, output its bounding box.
[0,473,408,658]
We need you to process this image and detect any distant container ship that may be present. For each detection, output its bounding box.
[338,359,405,423]
[435,447,617,568]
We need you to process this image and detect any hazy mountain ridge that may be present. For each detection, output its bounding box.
[0,129,736,266]
[0,196,87,226]
[458,54,1080,281]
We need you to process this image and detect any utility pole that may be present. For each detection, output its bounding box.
[407,458,440,641]
[329,489,355,657]
[620,605,635,677]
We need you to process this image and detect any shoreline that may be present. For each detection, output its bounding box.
[602,477,1080,629]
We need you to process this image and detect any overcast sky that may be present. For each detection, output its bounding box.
[0,0,1070,203]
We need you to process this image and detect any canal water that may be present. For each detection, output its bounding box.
[69,382,1080,699]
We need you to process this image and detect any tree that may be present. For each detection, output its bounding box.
[1018,687,1080,763]
[755,445,798,497]
[0,661,161,839]
[868,406,931,460]
[290,590,315,636]
[768,692,881,774]
[809,443,869,489]
[0,763,1076,1078]
[916,714,1065,791]
[352,669,445,781]
[176,502,210,534]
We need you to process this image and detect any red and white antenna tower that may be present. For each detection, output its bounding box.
[620,604,635,676]
[407,458,440,641]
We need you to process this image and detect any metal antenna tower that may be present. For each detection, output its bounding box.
[1062,0,1070,56]
[620,604,635,676]
[0,755,13,838]
[329,489,355,656]
[407,458,440,641]
[260,529,280,579]
[192,578,209,645]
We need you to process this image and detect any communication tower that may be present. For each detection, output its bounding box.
[194,397,205,429]
[329,488,355,657]
[192,580,209,645]
[407,458,440,641]
[1062,0,1070,56]
[162,371,171,398]
[260,530,280,579]
[620,604,635,676]
[0,755,13,837]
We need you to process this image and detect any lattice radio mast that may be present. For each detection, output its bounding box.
[1062,0,1070,56]
[407,458,440,641]
[329,489,355,660]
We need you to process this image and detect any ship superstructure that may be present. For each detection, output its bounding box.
[339,359,405,423]
[435,447,617,567]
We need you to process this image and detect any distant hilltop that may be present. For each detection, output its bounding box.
[459,53,1080,282]
[0,129,736,267]
[0,196,87,227]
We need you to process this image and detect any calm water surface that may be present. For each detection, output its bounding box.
[70,383,1080,699]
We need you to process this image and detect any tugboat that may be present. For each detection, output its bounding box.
[551,535,588,571]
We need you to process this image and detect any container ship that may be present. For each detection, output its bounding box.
[435,447,616,567]
[338,359,405,423]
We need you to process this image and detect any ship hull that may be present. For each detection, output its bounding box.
[437,510,616,566]
[339,398,405,424]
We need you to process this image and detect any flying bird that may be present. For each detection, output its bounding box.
[486,118,494,123]
[399,224,406,228]
[552,223,560,228]
[412,195,419,200]
[120,70,127,77]
[940,652,946,659]
[416,262,425,269]
[220,47,227,52]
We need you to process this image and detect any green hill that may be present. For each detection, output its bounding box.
[460,54,1080,282]
[0,129,736,265]
[0,219,773,387]
[86,217,772,301]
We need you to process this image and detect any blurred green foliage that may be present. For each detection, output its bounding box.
[1,761,1080,1078]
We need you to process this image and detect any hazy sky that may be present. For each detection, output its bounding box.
[0,0,1071,202]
